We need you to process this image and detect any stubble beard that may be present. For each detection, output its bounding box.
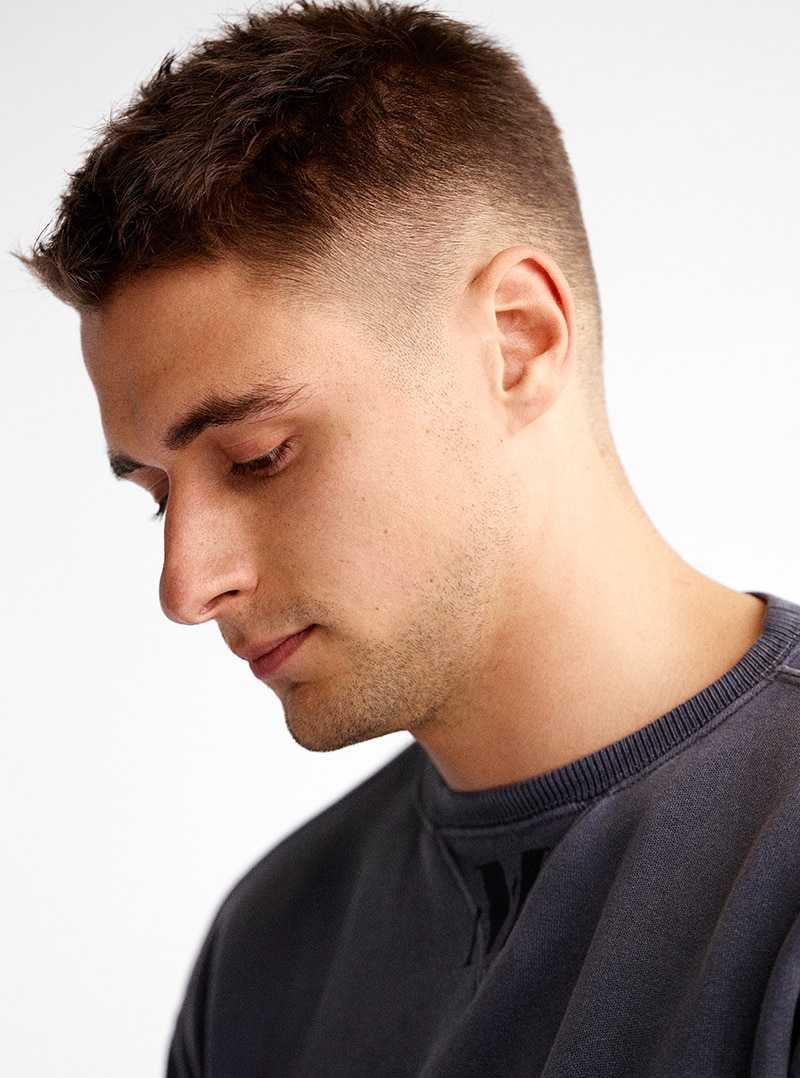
[274,542,503,754]
[272,456,517,755]
[278,623,463,753]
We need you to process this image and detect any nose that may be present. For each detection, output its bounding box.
[158,489,258,625]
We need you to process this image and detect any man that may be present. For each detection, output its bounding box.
[24,1,800,1075]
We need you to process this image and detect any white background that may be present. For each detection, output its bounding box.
[2,1,798,1074]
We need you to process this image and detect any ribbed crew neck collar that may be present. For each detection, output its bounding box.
[420,594,800,830]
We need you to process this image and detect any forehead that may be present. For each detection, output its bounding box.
[82,261,330,381]
[80,262,371,434]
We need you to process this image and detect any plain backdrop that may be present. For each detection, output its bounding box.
[2,0,798,1074]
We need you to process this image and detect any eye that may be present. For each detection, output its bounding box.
[149,441,295,522]
[146,478,169,521]
[229,440,294,479]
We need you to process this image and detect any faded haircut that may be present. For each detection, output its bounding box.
[25,1,603,390]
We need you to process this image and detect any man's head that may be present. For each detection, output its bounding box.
[29,1,617,762]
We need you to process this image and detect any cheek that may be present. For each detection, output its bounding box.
[248,389,498,606]
[270,440,444,599]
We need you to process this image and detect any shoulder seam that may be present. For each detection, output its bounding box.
[775,665,800,687]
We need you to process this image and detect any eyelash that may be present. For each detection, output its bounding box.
[229,440,293,479]
[152,440,294,521]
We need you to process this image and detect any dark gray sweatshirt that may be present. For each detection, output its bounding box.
[169,595,800,1077]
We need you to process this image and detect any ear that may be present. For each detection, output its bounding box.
[473,246,575,429]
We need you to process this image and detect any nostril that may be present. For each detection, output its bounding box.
[197,590,238,618]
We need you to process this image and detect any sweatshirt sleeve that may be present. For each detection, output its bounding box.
[166,924,218,1078]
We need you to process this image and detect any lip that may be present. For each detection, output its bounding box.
[238,627,314,680]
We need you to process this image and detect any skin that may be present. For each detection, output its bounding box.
[81,250,765,792]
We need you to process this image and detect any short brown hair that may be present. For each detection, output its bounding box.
[25,0,600,359]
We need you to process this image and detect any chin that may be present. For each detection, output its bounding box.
[284,709,393,754]
[279,681,410,754]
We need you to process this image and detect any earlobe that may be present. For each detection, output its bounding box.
[478,247,575,427]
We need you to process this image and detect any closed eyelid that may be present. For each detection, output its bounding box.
[229,441,294,474]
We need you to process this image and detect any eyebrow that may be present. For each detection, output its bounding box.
[108,380,306,478]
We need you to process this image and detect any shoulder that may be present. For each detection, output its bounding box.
[168,743,428,1076]
[214,741,425,931]
[766,595,800,699]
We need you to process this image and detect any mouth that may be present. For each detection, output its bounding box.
[237,627,315,680]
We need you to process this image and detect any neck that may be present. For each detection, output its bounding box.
[415,414,765,792]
